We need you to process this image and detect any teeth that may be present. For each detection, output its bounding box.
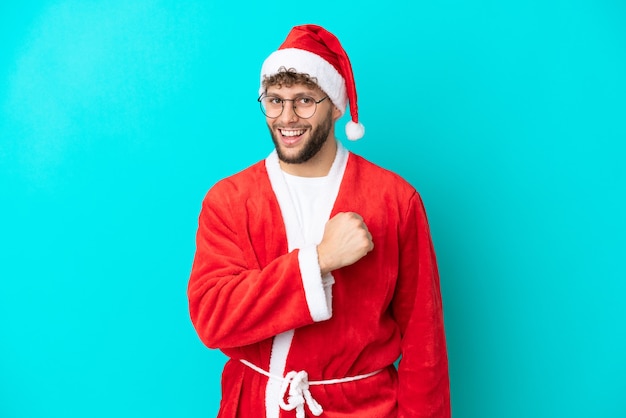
[280,129,305,137]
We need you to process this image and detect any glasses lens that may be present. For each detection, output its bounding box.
[293,97,316,119]
[260,96,282,118]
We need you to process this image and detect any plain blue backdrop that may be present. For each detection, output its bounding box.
[1,1,624,417]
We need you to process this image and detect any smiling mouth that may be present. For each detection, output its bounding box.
[279,128,306,137]
[277,128,307,145]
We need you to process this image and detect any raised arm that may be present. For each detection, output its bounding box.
[188,186,331,349]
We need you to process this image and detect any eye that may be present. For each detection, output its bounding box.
[297,96,314,106]
[265,96,283,106]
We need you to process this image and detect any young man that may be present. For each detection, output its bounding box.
[188,25,451,418]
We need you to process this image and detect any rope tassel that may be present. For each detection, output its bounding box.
[279,370,324,417]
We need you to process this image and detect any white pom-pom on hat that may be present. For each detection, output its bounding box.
[346,120,365,141]
[260,24,365,140]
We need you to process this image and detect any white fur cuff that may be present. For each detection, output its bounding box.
[298,245,333,322]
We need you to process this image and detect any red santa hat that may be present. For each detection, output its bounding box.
[260,24,365,140]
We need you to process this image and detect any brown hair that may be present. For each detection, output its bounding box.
[261,66,320,91]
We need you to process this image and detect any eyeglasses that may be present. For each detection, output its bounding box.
[258,94,329,119]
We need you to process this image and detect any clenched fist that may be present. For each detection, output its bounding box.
[317,212,374,275]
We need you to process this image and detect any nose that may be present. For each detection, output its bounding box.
[278,100,299,123]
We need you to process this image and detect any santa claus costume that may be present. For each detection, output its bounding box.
[188,25,450,418]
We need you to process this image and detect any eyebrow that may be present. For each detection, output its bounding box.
[266,92,317,99]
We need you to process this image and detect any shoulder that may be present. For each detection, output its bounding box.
[347,152,417,198]
[346,153,432,228]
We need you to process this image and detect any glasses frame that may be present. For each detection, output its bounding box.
[258,94,329,119]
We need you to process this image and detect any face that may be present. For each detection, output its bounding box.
[264,84,340,165]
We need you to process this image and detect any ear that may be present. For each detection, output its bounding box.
[332,105,342,121]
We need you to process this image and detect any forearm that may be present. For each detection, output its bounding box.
[397,316,450,417]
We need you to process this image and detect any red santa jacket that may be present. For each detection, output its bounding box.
[188,149,450,417]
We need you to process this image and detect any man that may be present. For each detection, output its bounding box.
[188,24,450,418]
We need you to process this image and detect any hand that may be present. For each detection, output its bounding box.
[317,212,374,275]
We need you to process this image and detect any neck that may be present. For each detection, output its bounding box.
[279,138,338,177]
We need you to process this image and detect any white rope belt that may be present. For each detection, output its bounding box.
[240,359,383,418]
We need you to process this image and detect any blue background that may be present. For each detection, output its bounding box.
[1,1,624,417]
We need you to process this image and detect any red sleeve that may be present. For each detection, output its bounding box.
[187,182,327,350]
[393,192,451,418]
